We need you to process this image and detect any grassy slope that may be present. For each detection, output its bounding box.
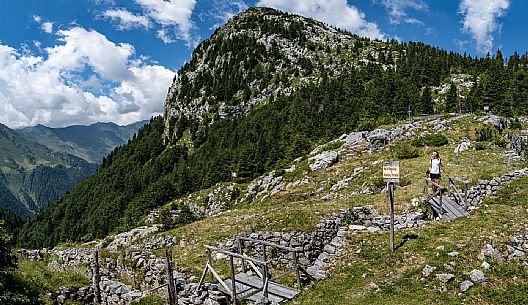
[291,176,528,305]
[146,116,524,277]
[14,260,90,305]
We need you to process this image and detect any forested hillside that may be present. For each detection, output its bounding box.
[0,123,97,218]
[18,121,148,164]
[18,7,528,248]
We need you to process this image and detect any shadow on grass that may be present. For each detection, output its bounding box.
[395,233,419,251]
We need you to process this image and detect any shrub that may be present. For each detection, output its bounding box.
[477,125,499,142]
[493,137,507,148]
[392,143,420,159]
[509,118,522,130]
[424,134,448,146]
[411,137,424,147]
[131,295,165,305]
[476,125,507,147]
[475,142,487,150]
[412,134,448,147]
[357,119,375,131]
[159,206,174,231]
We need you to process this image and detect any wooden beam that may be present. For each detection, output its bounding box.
[208,263,232,295]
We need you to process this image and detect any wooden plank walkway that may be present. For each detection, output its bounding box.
[427,196,466,220]
[220,273,299,304]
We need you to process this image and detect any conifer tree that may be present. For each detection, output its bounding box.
[445,82,458,113]
[419,85,433,114]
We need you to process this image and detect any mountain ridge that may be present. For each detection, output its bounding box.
[17,120,149,164]
[0,123,98,217]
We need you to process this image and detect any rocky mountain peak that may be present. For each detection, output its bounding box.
[162,7,390,142]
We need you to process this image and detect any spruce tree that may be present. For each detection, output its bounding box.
[419,86,433,114]
[445,82,458,113]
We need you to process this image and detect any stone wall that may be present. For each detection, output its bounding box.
[462,169,528,208]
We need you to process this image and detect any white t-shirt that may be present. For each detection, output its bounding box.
[430,158,441,174]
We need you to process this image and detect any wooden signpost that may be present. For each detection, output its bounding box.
[383,161,400,252]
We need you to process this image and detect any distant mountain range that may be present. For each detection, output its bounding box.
[18,120,149,164]
[0,123,97,217]
[0,120,148,217]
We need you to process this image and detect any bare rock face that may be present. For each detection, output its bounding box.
[482,114,506,131]
[309,151,339,171]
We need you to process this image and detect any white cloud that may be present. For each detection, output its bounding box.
[257,0,385,40]
[41,22,54,34]
[156,28,175,44]
[134,0,197,44]
[459,0,509,54]
[33,15,42,23]
[0,27,174,128]
[379,0,428,25]
[103,9,151,30]
[203,0,249,29]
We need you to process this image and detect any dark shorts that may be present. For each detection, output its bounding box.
[430,173,441,180]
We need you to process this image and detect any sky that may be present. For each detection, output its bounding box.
[0,0,525,128]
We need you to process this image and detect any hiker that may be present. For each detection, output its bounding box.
[427,150,447,193]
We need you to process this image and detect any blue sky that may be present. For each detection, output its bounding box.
[0,0,523,128]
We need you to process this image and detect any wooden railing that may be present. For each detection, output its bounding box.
[197,245,270,304]
[447,176,470,211]
[424,178,446,219]
[236,236,313,289]
[424,176,470,217]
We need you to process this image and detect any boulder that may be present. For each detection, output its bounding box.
[483,114,506,131]
[469,269,486,284]
[344,132,365,145]
[436,273,455,283]
[478,244,503,262]
[455,140,471,154]
[422,265,437,277]
[460,280,474,292]
[309,151,339,171]
[367,129,390,142]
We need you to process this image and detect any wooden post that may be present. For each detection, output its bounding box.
[262,263,269,298]
[237,237,246,273]
[262,243,267,277]
[229,255,237,305]
[439,188,443,219]
[424,179,428,199]
[207,248,214,284]
[165,247,176,305]
[464,182,468,211]
[93,250,101,305]
[388,182,395,252]
[293,252,302,288]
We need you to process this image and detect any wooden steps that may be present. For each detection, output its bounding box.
[427,195,466,220]
[220,273,299,304]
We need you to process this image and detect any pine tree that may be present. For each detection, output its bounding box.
[419,86,433,114]
[445,82,458,113]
